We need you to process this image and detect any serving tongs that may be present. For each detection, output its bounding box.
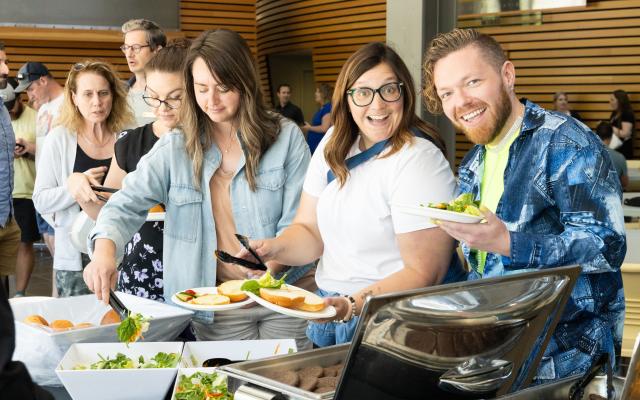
[214,234,268,271]
[109,289,131,320]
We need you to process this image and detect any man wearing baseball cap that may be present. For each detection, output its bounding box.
[15,61,63,289]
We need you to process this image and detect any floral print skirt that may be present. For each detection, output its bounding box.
[116,221,164,302]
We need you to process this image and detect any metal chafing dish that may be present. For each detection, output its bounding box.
[222,266,582,399]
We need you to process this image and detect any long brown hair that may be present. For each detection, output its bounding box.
[326,42,443,187]
[57,60,132,134]
[181,29,280,190]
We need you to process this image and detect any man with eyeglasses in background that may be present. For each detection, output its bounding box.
[14,62,63,295]
[121,19,166,127]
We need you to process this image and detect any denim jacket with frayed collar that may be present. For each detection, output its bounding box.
[89,119,313,322]
[457,100,626,382]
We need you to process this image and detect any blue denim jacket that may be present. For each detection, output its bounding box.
[0,99,14,227]
[90,119,313,321]
[457,101,626,382]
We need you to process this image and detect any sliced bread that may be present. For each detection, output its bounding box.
[218,280,248,302]
[190,294,231,305]
[292,290,326,312]
[259,288,305,308]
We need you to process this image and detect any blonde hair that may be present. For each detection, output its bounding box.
[181,29,281,190]
[57,60,133,134]
[423,28,506,114]
[326,42,443,187]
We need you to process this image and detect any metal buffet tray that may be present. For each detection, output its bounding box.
[223,266,581,400]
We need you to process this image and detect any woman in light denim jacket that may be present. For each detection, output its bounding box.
[85,29,314,348]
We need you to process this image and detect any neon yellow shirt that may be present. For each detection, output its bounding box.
[477,119,522,273]
[12,106,37,199]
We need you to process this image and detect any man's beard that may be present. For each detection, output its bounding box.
[453,84,512,145]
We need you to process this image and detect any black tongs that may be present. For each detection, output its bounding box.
[109,289,130,320]
[214,234,268,271]
[90,185,119,202]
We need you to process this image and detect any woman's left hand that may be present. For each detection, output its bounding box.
[312,296,351,324]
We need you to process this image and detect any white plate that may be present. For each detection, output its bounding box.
[393,204,484,224]
[244,285,336,320]
[171,287,254,312]
[147,212,165,222]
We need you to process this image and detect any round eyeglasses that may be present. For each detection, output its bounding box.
[120,44,150,54]
[142,95,182,110]
[346,82,404,107]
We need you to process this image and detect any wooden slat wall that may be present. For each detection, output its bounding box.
[180,0,256,51]
[456,0,640,164]
[255,0,385,105]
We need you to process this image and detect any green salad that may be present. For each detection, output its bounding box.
[425,193,481,216]
[73,351,179,370]
[174,371,233,400]
[117,312,150,345]
[240,271,287,296]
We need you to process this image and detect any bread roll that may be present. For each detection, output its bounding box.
[190,294,231,305]
[259,288,305,308]
[218,280,248,302]
[50,319,74,331]
[100,309,121,325]
[23,314,49,326]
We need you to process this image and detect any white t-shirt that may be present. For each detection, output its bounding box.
[127,89,156,128]
[35,94,64,168]
[304,128,456,295]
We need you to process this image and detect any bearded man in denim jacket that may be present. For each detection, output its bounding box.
[423,29,626,385]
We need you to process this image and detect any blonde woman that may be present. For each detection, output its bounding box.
[84,29,314,349]
[33,60,132,296]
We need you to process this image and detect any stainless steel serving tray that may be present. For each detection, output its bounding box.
[224,266,580,400]
[222,344,349,400]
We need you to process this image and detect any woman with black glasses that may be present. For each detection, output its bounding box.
[83,39,190,302]
[33,60,133,297]
[238,42,465,346]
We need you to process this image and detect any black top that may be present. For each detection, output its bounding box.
[0,284,53,400]
[73,145,112,185]
[569,110,583,122]
[610,109,636,159]
[115,123,159,173]
[275,102,304,126]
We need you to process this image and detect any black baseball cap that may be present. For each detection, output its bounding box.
[15,62,50,93]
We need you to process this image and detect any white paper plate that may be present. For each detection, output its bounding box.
[244,285,336,320]
[147,212,165,222]
[392,204,484,224]
[171,287,254,312]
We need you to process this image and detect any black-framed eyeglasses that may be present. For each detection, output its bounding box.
[346,82,404,107]
[120,44,150,54]
[142,93,182,110]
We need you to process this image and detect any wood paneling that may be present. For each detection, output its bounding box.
[255,0,385,105]
[456,0,640,163]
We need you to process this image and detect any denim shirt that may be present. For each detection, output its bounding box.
[90,119,313,322]
[457,100,626,382]
[0,99,14,227]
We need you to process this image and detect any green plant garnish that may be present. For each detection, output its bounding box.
[428,192,481,216]
[240,271,287,295]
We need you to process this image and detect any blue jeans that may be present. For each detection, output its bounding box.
[35,211,54,236]
[306,288,360,347]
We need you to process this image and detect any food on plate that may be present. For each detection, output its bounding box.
[291,290,325,312]
[259,288,305,308]
[100,308,122,325]
[72,351,179,370]
[117,312,150,345]
[149,204,165,213]
[260,362,343,393]
[191,294,231,306]
[217,279,248,302]
[74,322,94,329]
[23,314,48,326]
[240,271,287,295]
[424,192,481,216]
[174,371,232,400]
[50,319,74,331]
